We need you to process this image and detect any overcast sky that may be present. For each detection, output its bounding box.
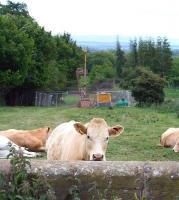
[1,0,179,40]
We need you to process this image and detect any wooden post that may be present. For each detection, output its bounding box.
[84,48,87,79]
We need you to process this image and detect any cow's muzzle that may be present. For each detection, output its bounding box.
[92,153,104,161]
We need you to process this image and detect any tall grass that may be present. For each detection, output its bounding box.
[164,87,179,99]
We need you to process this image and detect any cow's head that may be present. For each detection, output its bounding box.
[74,118,124,161]
[36,127,51,142]
[173,138,179,152]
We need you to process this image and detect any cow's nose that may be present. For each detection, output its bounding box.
[92,153,104,161]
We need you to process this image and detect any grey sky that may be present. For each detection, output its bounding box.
[1,0,179,40]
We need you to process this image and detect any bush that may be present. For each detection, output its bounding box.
[131,67,165,106]
[0,146,56,200]
[119,67,138,89]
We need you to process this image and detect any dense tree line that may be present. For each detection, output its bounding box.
[122,37,173,77]
[116,38,173,105]
[0,1,177,106]
[0,1,83,105]
[87,38,174,105]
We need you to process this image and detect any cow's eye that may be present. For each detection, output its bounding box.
[106,137,109,141]
[87,135,90,139]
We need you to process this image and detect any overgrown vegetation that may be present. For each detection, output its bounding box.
[0,145,56,200]
[131,68,165,105]
[0,1,83,105]
[1,1,178,107]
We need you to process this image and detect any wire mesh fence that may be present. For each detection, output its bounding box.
[34,90,135,107]
[35,92,64,106]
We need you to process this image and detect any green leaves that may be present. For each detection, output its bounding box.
[55,33,83,87]
[0,1,84,103]
[127,37,173,77]
[88,51,116,85]
[116,40,126,77]
[0,15,34,89]
[0,1,29,17]
[131,67,165,105]
[0,145,56,200]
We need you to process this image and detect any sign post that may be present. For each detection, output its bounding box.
[76,49,91,107]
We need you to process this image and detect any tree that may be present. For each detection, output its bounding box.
[161,38,173,76]
[89,63,115,85]
[87,50,116,88]
[138,38,155,68]
[119,67,139,89]
[0,0,29,17]
[131,67,165,105]
[127,39,138,67]
[55,33,84,87]
[116,39,126,77]
[88,51,116,69]
[168,56,179,87]
[0,1,86,105]
[0,15,34,90]
[125,37,173,78]
[151,37,173,76]
[26,25,57,88]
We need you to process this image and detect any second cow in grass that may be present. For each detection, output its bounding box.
[0,127,51,152]
[160,128,179,152]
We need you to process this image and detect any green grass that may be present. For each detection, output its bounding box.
[63,95,80,105]
[0,104,179,161]
[164,87,179,99]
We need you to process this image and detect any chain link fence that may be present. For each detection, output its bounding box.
[35,92,65,106]
[34,90,135,107]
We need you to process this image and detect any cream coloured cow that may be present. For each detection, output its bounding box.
[46,118,124,161]
[160,128,179,152]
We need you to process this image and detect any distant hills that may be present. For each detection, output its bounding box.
[72,35,179,53]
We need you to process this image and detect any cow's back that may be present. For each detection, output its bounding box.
[0,129,46,151]
[46,121,85,160]
[0,129,28,146]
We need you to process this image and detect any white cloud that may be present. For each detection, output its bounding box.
[1,0,179,39]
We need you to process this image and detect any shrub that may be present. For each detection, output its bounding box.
[119,67,141,89]
[131,67,165,105]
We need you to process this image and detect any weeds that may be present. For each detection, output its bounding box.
[0,145,56,200]
[134,164,152,200]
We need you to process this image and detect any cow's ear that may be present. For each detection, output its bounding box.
[47,127,52,136]
[47,127,51,133]
[74,123,87,135]
[108,125,124,137]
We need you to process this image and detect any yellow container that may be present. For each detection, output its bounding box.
[96,93,112,104]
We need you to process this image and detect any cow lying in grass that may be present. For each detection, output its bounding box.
[0,135,41,158]
[160,128,179,152]
[46,118,124,161]
[0,127,51,152]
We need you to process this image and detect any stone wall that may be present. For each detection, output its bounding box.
[1,160,179,200]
